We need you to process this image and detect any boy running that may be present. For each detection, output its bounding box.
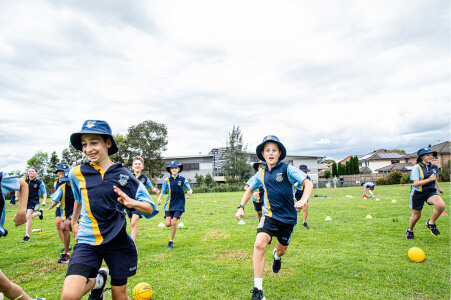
[54,164,71,253]
[61,120,159,300]
[235,135,313,300]
[157,160,192,249]
[293,165,312,229]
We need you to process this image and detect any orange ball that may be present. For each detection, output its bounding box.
[133,282,153,300]
[408,247,425,263]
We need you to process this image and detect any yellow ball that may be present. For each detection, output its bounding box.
[133,282,153,300]
[408,247,425,263]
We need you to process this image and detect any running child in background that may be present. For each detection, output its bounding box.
[54,164,71,253]
[0,171,46,300]
[244,161,266,222]
[362,182,375,198]
[49,169,75,264]
[294,165,312,229]
[406,147,445,240]
[60,120,159,300]
[236,135,313,300]
[157,160,192,249]
[18,167,47,243]
[128,156,160,242]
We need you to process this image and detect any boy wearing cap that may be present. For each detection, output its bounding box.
[54,164,72,253]
[126,156,160,242]
[1,171,46,300]
[49,169,76,264]
[18,167,47,243]
[60,120,159,300]
[294,165,312,229]
[157,160,193,249]
[236,135,313,300]
[362,182,375,199]
[406,147,445,239]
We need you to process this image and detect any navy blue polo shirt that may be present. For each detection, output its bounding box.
[161,175,191,212]
[410,162,439,192]
[25,177,46,203]
[50,183,75,220]
[136,174,154,189]
[295,175,311,191]
[68,162,159,246]
[247,161,307,225]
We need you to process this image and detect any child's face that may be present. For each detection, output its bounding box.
[421,153,434,163]
[261,142,281,165]
[81,134,111,164]
[258,163,265,170]
[132,160,144,172]
[57,170,64,178]
[170,167,180,175]
[28,168,37,179]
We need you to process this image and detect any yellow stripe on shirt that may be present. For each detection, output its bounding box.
[417,164,424,192]
[260,169,272,217]
[166,178,171,210]
[74,165,103,245]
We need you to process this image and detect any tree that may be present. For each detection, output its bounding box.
[345,161,351,175]
[324,170,331,179]
[222,125,252,184]
[61,144,84,167]
[332,162,338,177]
[354,156,360,174]
[48,151,59,174]
[390,149,406,154]
[110,133,128,164]
[324,159,335,165]
[195,173,204,185]
[337,162,343,175]
[125,120,168,179]
[27,151,49,175]
[205,173,214,187]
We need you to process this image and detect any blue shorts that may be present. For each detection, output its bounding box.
[55,206,62,218]
[27,201,39,211]
[257,216,295,246]
[67,227,138,281]
[126,209,143,219]
[164,211,183,219]
[253,201,263,212]
[410,189,438,211]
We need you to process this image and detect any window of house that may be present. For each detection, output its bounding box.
[365,162,369,167]
[183,163,200,170]
[391,160,400,164]
[406,158,410,163]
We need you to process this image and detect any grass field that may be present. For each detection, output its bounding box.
[1,184,450,299]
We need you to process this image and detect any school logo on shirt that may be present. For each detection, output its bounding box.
[178,180,182,186]
[86,121,96,128]
[34,184,38,188]
[141,178,146,183]
[276,173,283,182]
[118,174,129,186]
[432,169,437,174]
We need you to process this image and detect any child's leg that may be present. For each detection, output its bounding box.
[303,203,309,223]
[257,210,263,220]
[0,269,32,300]
[253,232,271,278]
[170,218,179,241]
[427,195,445,223]
[130,214,140,242]
[111,284,130,300]
[56,216,65,246]
[25,209,34,236]
[61,274,96,299]
[274,240,289,258]
[164,216,172,227]
[61,219,72,253]
[369,190,374,197]
[409,209,422,231]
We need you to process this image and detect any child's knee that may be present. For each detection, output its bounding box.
[171,219,178,227]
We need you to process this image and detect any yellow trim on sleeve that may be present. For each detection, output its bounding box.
[417,164,424,192]
[260,169,272,217]
[61,184,66,221]
[74,166,103,245]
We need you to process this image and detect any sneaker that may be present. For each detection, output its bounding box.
[39,209,44,220]
[406,229,414,240]
[21,235,30,242]
[59,246,72,253]
[33,298,46,300]
[272,248,282,273]
[58,253,70,264]
[426,220,440,236]
[168,241,174,249]
[87,268,109,300]
[302,222,309,229]
[251,287,266,300]
[0,229,7,238]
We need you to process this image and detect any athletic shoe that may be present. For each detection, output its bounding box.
[168,241,174,249]
[302,222,309,229]
[406,229,414,239]
[58,246,72,253]
[251,287,266,300]
[87,268,109,300]
[33,298,46,300]
[21,235,30,242]
[58,253,70,264]
[0,229,7,238]
[39,209,44,220]
[272,248,281,273]
[426,220,440,236]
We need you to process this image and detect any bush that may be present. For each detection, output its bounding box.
[439,160,450,182]
[387,171,403,185]
[400,174,411,184]
[193,184,210,193]
[376,178,388,185]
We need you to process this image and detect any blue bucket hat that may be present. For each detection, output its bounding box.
[54,164,70,174]
[70,120,118,155]
[416,147,437,163]
[299,165,311,172]
[166,160,183,173]
[256,135,287,162]
[253,161,266,171]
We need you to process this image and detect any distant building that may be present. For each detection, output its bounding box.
[357,149,405,174]
[317,163,332,177]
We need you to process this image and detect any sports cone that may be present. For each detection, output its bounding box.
[325,216,332,221]
[365,215,373,219]
[238,220,246,225]
[440,211,448,217]
[158,222,165,228]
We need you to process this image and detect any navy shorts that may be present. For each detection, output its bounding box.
[366,185,375,191]
[294,190,309,203]
[126,209,143,219]
[410,189,438,211]
[257,216,295,246]
[253,201,263,212]
[55,206,62,218]
[164,211,183,219]
[27,201,39,211]
[67,227,137,281]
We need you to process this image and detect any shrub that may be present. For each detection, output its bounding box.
[439,160,450,182]
[400,174,411,184]
[376,178,388,185]
[211,185,228,193]
[193,184,210,193]
[387,171,403,185]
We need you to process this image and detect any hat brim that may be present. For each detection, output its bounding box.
[70,130,118,156]
[301,168,311,172]
[253,162,266,171]
[166,165,183,173]
[256,141,286,162]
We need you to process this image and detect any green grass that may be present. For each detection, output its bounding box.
[1,184,450,299]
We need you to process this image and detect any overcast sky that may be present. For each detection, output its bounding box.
[0,0,449,172]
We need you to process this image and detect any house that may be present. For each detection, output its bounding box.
[357,149,405,174]
[317,163,332,177]
[375,163,414,174]
[402,141,450,168]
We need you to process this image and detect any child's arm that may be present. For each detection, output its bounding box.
[14,179,28,226]
[294,179,313,209]
[150,187,160,196]
[235,188,254,220]
[71,201,81,239]
[435,177,443,196]
[113,186,154,215]
[413,174,436,187]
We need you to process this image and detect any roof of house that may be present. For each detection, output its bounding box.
[403,141,450,158]
[358,149,404,162]
[359,166,373,174]
[375,163,414,172]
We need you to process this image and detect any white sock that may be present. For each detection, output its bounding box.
[94,272,105,289]
[428,221,435,225]
[274,250,281,261]
[254,278,263,290]
[25,234,29,237]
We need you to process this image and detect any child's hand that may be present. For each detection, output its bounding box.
[157,199,161,206]
[187,190,192,196]
[294,199,307,210]
[429,174,437,182]
[48,200,58,210]
[113,186,134,208]
[155,189,160,196]
[438,187,444,196]
[236,208,244,220]
[14,211,27,227]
